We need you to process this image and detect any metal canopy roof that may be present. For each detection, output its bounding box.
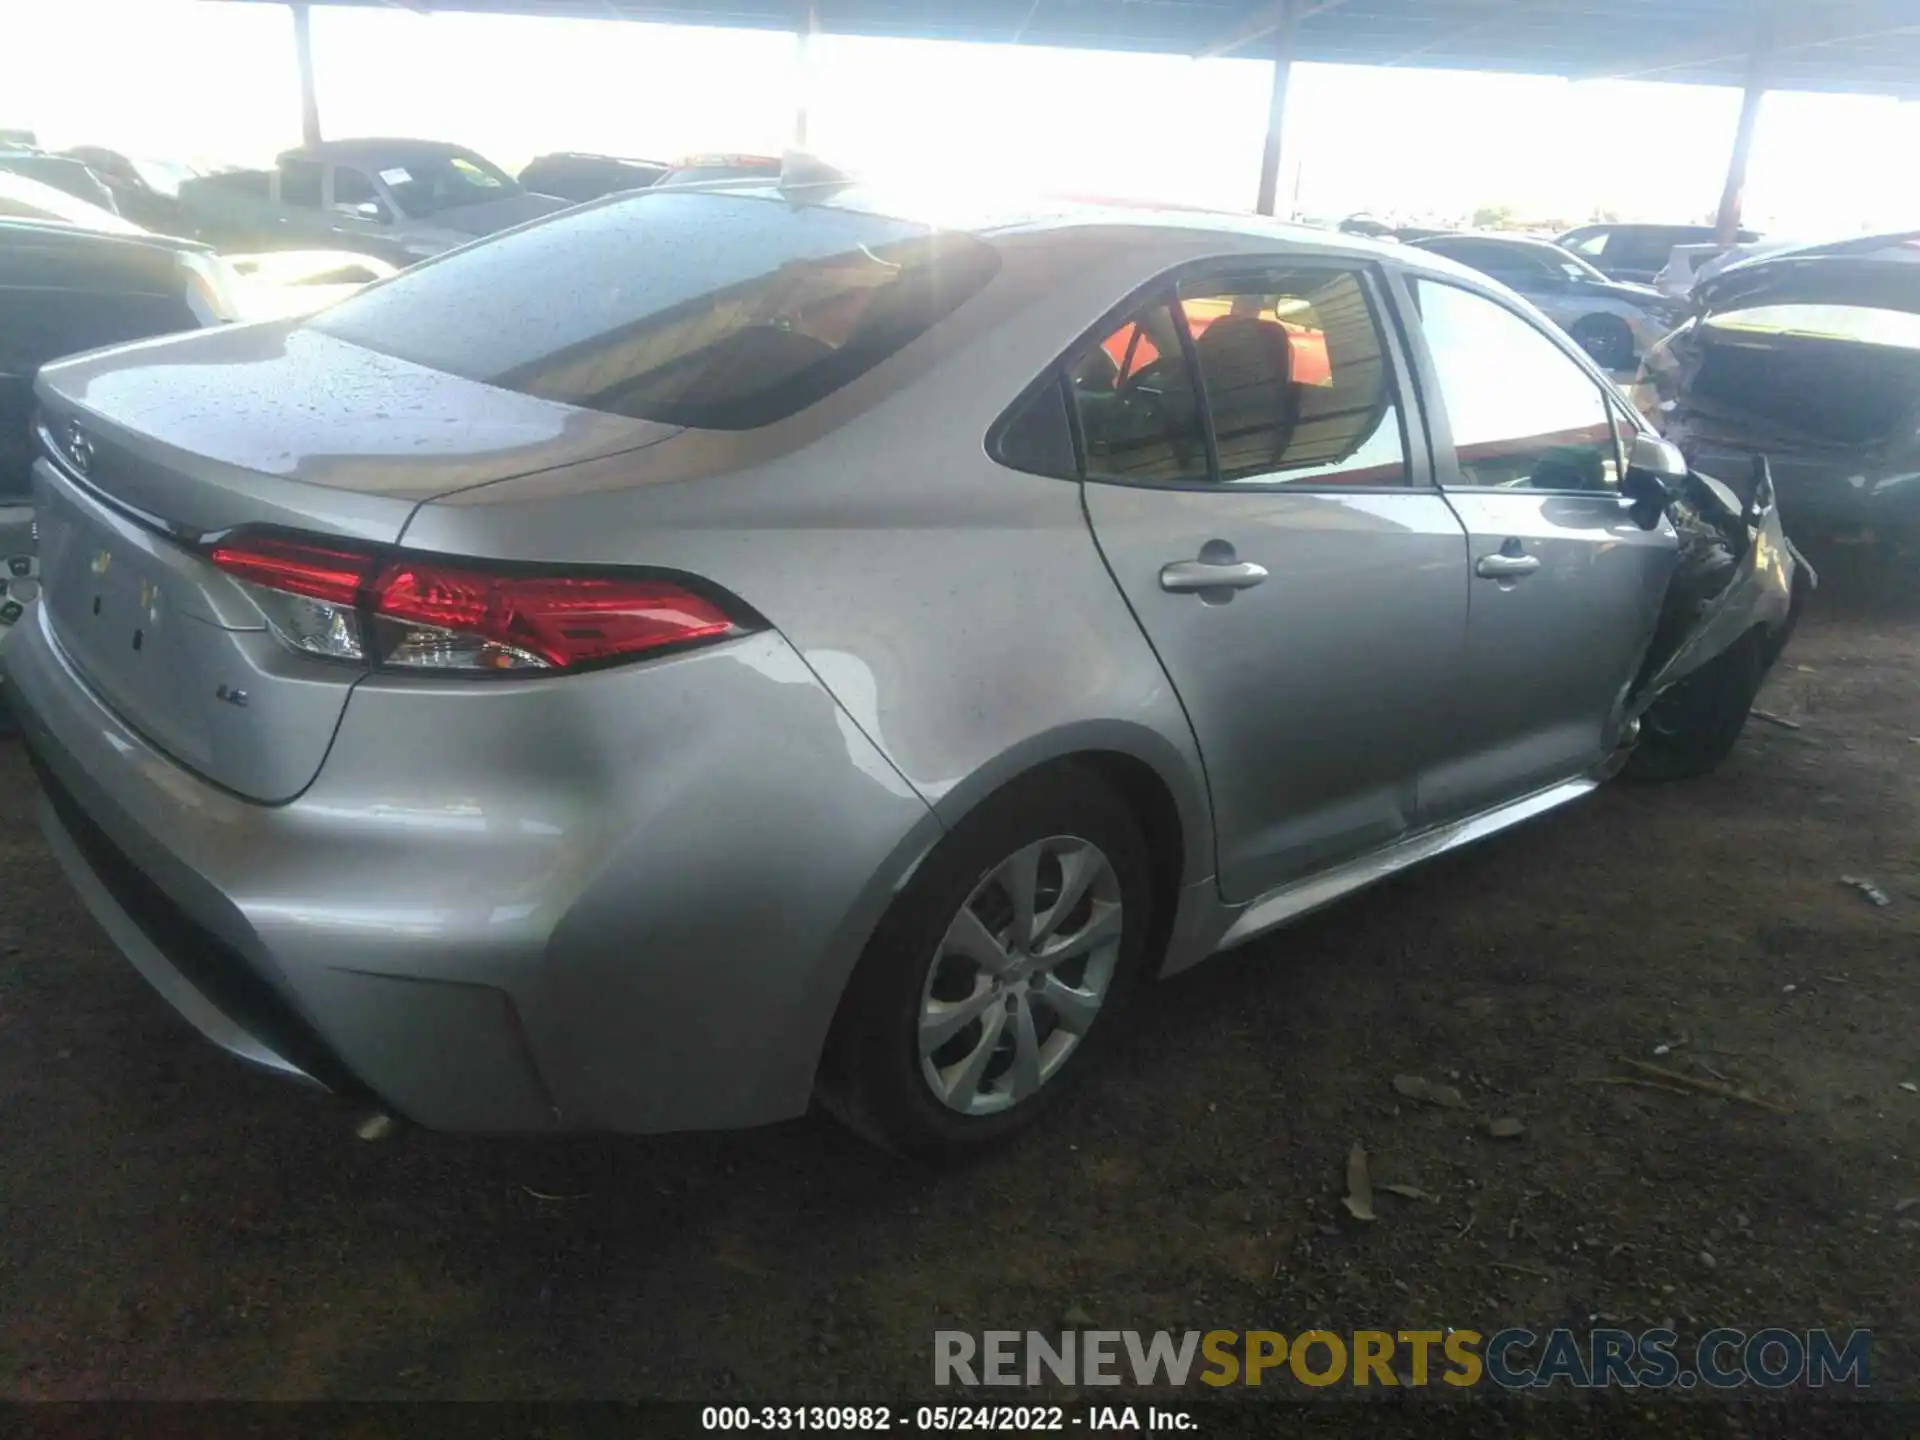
[232,1,1920,96]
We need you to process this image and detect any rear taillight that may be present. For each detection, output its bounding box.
[206,534,745,674]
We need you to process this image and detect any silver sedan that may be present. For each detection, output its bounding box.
[3,177,1800,1153]
[1410,232,1686,372]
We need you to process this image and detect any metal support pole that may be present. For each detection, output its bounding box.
[795,1,820,150]
[1255,1,1299,217]
[292,3,322,146]
[1714,42,1768,245]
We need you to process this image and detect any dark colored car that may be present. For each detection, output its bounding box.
[1642,231,1920,547]
[0,214,233,674]
[517,152,668,204]
[177,139,570,265]
[1411,232,1685,370]
[0,151,119,215]
[60,146,198,234]
[1558,223,1762,285]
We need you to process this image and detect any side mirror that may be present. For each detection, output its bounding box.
[333,200,386,223]
[1622,433,1685,530]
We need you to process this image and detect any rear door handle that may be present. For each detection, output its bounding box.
[1160,559,1269,593]
[1475,553,1542,580]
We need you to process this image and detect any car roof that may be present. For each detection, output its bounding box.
[280,138,486,165]
[529,152,668,168]
[1562,222,1710,235]
[1416,231,1561,251]
[1696,230,1920,312]
[671,153,782,168]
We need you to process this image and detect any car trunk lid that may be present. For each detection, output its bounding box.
[30,321,677,801]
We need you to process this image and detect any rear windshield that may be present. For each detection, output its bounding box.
[1706,303,1920,350]
[1692,305,1920,444]
[311,191,998,429]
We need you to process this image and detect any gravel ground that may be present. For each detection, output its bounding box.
[1,574,1916,1422]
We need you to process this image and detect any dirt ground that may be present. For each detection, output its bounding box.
[1,568,1916,1418]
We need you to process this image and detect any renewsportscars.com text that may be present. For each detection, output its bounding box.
[934,1327,1871,1390]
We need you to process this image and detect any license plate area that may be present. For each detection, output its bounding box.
[32,458,365,802]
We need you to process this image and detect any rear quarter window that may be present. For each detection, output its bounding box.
[310,191,998,429]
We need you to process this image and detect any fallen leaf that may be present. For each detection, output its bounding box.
[1392,1074,1466,1109]
[1342,1141,1376,1222]
[1894,1198,1920,1214]
[1486,1117,1525,1140]
[1061,1302,1095,1328]
[1380,1183,1439,1202]
[1839,876,1893,908]
[1901,1082,1918,1095]
[521,1186,590,1203]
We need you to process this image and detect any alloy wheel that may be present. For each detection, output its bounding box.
[917,835,1124,1116]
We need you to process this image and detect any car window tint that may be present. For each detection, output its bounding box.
[280,160,323,208]
[1610,232,1675,270]
[1179,269,1408,486]
[311,190,998,430]
[333,168,378,206]
[1068,303,1209,484]
[1411,278,1619,493]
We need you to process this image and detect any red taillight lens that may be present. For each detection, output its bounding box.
[372,560,736,671]
[206,533,742,674]
[207,536,374,605]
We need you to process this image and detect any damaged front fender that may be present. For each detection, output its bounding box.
[1621,456,1811,727]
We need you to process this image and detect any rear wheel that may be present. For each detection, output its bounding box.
[819,766,1154,1156]
[1571,314,1635,373]
[1623,629,1766,782]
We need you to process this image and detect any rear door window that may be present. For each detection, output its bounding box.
[310,191,999,429]
[279,159,323,209]
[1178,268,1408,486]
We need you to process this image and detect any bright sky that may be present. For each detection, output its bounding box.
[5,0,1920,235]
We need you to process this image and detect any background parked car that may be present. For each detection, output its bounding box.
[517,152,668,204]
[177,139,569,265]
[1411,231,1685,370]
[0,150,120,215]
[0,209,238,694]
[1558,222,1762,285]
[58,146,201,234]
[0,169,143,234]
[1641,231,1920,549]
[655,153,784,187]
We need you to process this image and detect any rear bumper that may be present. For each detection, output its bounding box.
[4,602,939,1134]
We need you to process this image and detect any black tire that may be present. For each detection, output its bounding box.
[818,763,1156,1157]
[1571,314,1635,373]
[1623,629,1766,782]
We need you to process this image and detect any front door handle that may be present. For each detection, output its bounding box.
[1160,559,1270,594]
[1475,552,1542,580]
